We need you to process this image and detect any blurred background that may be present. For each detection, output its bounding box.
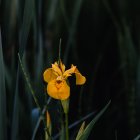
[0,0,140,140]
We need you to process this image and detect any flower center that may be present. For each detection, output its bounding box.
[56,76,63,81]
[55,80,63,89]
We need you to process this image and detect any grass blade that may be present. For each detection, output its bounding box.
[11,0,34,139]
[134,134,140,140]
[0,28,7,140]
[31,98,51,140]
[19,0,34,57]
[80,100,111,140]
[64,0,84,64]
[53,111,95,139]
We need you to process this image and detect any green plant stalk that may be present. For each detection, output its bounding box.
[18,53,51,139]
[45,127,51,140]
[58,38,62,65]
[18,53,41,111]
[65,113,69,140]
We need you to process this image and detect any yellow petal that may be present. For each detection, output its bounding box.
[43,68,57,83]
[52,63,62,76]
[47,80,70,100]
[63,65,76,78]
[75,68,86,85]
[60,60,65,73]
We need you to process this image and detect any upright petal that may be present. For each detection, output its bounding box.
[63,65,76,78]
[60,60,65,73]
[43,68,57,83]
[52,63,62,76]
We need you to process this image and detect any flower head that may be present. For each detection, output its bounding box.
[43,60,86,100]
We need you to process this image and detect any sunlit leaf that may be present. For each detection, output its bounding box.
[76,122,85,140]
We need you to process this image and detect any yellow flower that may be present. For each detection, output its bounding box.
[43,61,86,100]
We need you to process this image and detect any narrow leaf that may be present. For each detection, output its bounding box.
[11,0,34,139]
[80,100,111,140]
[76,122,85,140]
[19,0,34,57]
[134,134,140,140]
[0,28,7,140]
[64,0,84,64]
[31,98,51,140]
[53,111,95,139]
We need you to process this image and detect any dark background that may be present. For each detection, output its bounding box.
[0,0,140,140]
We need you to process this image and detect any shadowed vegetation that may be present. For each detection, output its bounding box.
[0,0,140,140]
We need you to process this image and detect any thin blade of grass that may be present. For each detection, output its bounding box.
[11,0,34,139]
[46,0,58,26]
[59,123,65,140]
[76,122,85,140]
[11,64,20,140]
[0,29,7,140]
[134,134,140,140]
[117,21,137,137]
[19,52,52,139]
[31,98,51,140]
[64,0,84,64]
[18,53,41,111]
[34,0,43,84]
[19,0,34,57]
[80,100,111,140]
[60,0,69,28]
[53,111,95,139]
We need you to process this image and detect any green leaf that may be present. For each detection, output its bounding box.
[64,0,84,64]
[134,134,140,140]
[19,0,34,57]
[79,100,111,140]
[11,0,35,139]
[0,29,7,140]
[76,122,85,140]
[59,123,65,140]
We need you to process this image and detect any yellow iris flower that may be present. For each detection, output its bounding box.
[43,61,86,100]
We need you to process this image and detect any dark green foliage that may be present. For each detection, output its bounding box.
[0,29,7,140]
[0,0,140,140]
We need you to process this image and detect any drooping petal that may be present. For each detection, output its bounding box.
[58,80,70,100]
[74,68,86,85]
[43,68,57,83]
[63,65,76,78]
[47,80,60,99]
[52,63,62,76]
[47,80,70,100]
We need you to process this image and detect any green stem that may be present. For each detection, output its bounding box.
[65,113,69,140]
[18,53,51,138]
[58,38,62,65]
[18,53,41,111]
[45,127,51,140]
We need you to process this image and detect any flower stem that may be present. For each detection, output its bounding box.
[18,53,51,138]
[58,38,62,65]
[65,113,69,140]
[18,53,41,111]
